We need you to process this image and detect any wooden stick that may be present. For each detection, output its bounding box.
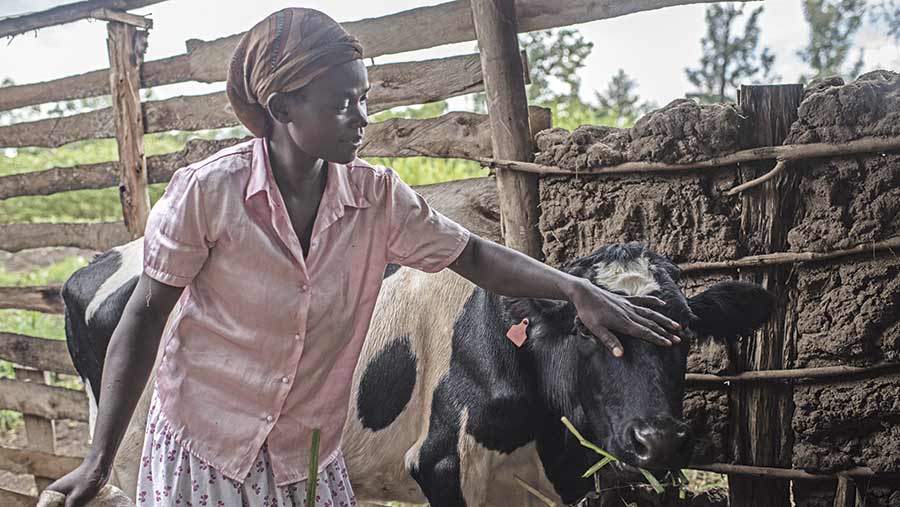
[726,159,787,195]
[688,463,880,481]
[477,135,900,176]
[107,21,151,239]
[833,476,857,507]
[685,362,900,385]
[472,0,543,259]
[0,0,163,38]
[89,7,152,29]
[0,285,64,314]
[0,222,131,252]
[13,368,57,491]
[0,377,88,421]
[513,475,558,507]
[679,237,900,272]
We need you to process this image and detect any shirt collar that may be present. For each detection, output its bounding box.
[245,138,370,210]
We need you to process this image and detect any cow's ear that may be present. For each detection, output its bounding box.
[687,281,774,340]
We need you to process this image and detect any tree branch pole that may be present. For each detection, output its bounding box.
[679,236,900,272]
[685,362,900,385]
[107,20,151,239]
[471,0,543,259]
[476,135,900,177]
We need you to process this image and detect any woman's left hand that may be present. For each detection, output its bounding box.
[568,279,684,357]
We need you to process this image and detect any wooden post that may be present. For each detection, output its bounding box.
[728,84,804,507]
[107,20,150,239]
[471,0,543,259]
[13,368,55,492]
[833,477,858,507]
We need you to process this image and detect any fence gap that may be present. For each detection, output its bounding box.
[728,83,804,507]
[107,20,151,239]
[471,0,543,259]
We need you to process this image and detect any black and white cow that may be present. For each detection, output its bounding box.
[63,235,772,506]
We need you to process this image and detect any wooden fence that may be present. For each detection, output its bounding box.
[2,1,898,506]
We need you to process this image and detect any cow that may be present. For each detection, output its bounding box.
[60,179,773,507]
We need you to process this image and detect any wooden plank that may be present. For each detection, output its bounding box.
[13,369,56,492]
[472,0,543,259]
[0,0,163,38]
[0,332,77,376]
[0,445,82,479]
[0,0,734,112]
[107,21,150,239]
[0,222,130,252]
[89,7,153,29]
[0,378,87,421]
[0,488,36,507]
[0,106,551,199]
[0,53,497,148]
[728,84,804,507]
[0,285,64,314]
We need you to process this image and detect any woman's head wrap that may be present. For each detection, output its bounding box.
[226,8,364,137]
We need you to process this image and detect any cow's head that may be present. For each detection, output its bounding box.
[507,243,773,475]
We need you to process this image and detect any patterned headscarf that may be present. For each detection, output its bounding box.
[226,8,364,137]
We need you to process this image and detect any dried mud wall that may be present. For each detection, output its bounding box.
[533,71,899,505]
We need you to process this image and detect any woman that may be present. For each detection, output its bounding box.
[47,8,682,507]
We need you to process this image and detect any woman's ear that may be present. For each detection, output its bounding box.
[265,91,293,126]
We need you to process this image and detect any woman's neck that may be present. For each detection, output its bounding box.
[266,131,326,197]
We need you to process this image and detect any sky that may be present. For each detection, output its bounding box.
[1,0,899,115]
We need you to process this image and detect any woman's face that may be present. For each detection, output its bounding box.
[273,59,370,164]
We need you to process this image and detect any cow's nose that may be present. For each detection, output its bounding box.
[624,418,692,469]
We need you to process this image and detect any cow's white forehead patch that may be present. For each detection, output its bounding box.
[592,256,660,296]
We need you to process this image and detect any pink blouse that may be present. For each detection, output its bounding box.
[142,138,470,485]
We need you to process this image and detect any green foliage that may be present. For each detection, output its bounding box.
[594,69,656,128]
[685,5,777,103]
[872,0,900,41]
[798,0,866,81]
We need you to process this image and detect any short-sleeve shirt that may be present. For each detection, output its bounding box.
[143,138,470,485]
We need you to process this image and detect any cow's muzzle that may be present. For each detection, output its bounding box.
[622,416,692,470]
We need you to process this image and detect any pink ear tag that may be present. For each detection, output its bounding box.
[506,318,529,347]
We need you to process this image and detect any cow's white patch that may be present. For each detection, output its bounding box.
[85,239,143,325]
[592,256,660,296]
[86,377,97,441]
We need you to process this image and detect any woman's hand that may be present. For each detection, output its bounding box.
[568,279,684,357]
[43,456,110,507]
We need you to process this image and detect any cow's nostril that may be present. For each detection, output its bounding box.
[627,425,650,461]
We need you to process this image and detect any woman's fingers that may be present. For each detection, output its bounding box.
[588,324,624,357]
[626,298,682,333]
[632,306,682,343]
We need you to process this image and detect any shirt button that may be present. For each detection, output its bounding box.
[294,333,300,341]
[265,415,274,423]
[300,284,309,293]
[281,376,290,384]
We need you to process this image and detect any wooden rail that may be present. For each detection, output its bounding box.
[0,0,732,112]
[0,0,163,38]
[0,332,78,376]
[0,286,64,314]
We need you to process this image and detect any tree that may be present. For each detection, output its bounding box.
[685,4,776,104]
[593,69,655,127]
[797,0,866,81]
[472,28,594,112]
[871,0,900,42]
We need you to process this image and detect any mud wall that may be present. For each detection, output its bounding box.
[533,71,899,505]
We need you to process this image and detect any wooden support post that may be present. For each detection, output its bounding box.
[471,0,543,259]
[107,21,150,239]
[728,84,804,507]
[13,368,55,492]
[833,477,858,507]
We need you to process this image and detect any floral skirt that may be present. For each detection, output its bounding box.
[137,387,356,507]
